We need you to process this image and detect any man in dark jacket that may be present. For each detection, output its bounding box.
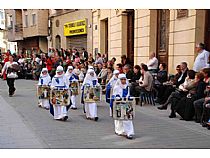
[82,48,88,62]
[176,62,188,87]
[123,64,134,81]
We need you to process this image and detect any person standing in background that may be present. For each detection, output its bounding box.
[147,52,159,73]
[193,43,210,72]
[82,48,88,62]
[0,55,19,97]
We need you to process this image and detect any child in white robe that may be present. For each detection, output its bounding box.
[82,68,99,121]
[106,70,120,116]
[51,66,69,121]
[37,68,51,110]
[112,74,135,139]
[65,66,79,110]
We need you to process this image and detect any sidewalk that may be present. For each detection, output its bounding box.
[0,95,45,148]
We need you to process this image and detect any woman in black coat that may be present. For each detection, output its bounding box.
[130,65,141,97]
[170,72,206,120]
[155,65,182,104]
[131,65,141,82]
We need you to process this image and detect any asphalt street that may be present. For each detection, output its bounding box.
[0,79,210,148]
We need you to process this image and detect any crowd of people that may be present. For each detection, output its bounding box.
[0,42,210,140]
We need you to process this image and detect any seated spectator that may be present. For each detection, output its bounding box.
[106,67,113,84]
[123,64,134,81]
[25,63,33,79]
[193,68,210,123]
[158,70,196,110]
[18,55,25,65]
[176,62,189,87]
[95,53,103,64]
[153,63,168,98]
[102,54,107,63]
[170,72,206,120]
[94,63,101,75]
[156,63,168,84]
[107,61,114,71]
[131,65,141,83]
[32,61,41,80]
[130,65,141,97]
[116,63,124,74]
[74,54,80,63]
[88,53,95,63]
[65,56,71,66]
[200,100,210,128]
[98,63,108,84]
[156,62,188,104]
[134,64,153,97]
[110,57,116,66]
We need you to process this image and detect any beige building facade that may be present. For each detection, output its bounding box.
[5,9,49,54]
[49,9,92,53]
[92,9,210,74]
[0,9,17,53]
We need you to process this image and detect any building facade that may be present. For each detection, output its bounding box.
[49,9,93,53]
[0,9,17,54]
[92,9,210,73]
[5,9,49,54]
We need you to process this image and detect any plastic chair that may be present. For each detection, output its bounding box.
[139,87,156,106]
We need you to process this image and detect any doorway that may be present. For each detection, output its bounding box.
[100,18,108,61]
[157,9,170,68]
[126,9,134,66]
[205,10,210,52]
[55,35,61,50]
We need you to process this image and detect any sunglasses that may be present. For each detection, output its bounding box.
[120,78,126,80]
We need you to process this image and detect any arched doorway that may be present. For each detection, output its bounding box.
[55,35,61,50]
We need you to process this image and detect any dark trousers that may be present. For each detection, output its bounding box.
[134,85,148,97]
[158,85,175,104]
[170,95,181,112]
[130,82,139,97]
[6,78,15,95]
[164,90,187,107]
[201,102,210,123]
[194,98,205,122]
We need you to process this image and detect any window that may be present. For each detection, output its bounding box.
[25,14,28,27]
[0,11,3,19]
[32,14,36,26]
[9,15,13,26]
[7,15,13,29]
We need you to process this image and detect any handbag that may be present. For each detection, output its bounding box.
[7,72,18,78]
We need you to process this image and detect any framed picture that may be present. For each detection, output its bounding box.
[113,100,135,120]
